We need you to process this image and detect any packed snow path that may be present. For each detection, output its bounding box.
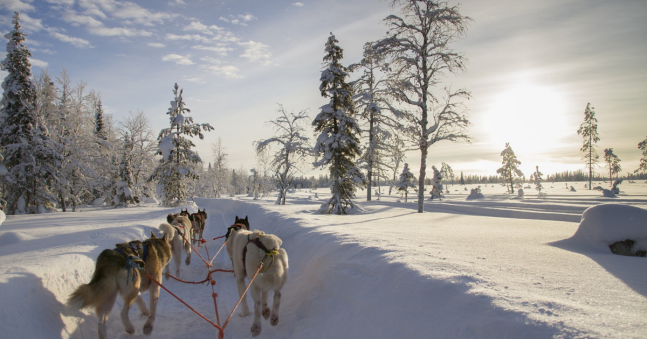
[0,183,646,338]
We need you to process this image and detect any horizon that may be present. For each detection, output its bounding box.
[1,0,645,179]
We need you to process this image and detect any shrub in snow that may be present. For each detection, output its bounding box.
[611,179,622,194]
[313,33,365,214]
[429,165,444,200]
[529,165,543,194]
[395,163,417,202]
[517,189,524,197]
[570,186,576,192]
[572,204,647,256]
[601,189,616,198]
[466,187,484,200]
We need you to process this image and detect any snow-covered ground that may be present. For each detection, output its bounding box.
[0,181,646,339]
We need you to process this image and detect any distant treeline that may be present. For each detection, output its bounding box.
[289,169,647,190]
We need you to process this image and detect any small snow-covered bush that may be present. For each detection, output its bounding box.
[466,187,484,200]
[517,189,524,197]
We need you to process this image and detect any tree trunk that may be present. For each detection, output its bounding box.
[367,113,374,202]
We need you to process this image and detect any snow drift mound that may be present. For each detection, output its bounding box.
[0,231,32,246]
[572,204,647,255]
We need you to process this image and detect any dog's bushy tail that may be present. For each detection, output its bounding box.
[67,283,100,310]
[159,222,176,239]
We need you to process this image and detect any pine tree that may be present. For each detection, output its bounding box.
[460,171,464,185]
[577,103,600,190]
[0,12,63,214]
[395,163,417,202]
[148,83,213,206]
[429,165,443,200]
[95,99,107,140]
[312,33,366,214]
[635,135,647,175]
[441,162,454,186]
[496,143,523,194]
[603,148,621,183]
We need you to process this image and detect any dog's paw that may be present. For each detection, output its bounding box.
[185,258,191,266]
[164,273,169,281]
[251,323,261,337]
[262,307,270,319]
[125,324,135,335]
[270,314,279,326]
[143,322,153,335]
[239,309,250,317]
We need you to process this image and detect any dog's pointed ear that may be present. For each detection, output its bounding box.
[235,215,239,222]
[245,216,248,221]
[150,231,157,239]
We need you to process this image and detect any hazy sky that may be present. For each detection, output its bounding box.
[1,0,646,178]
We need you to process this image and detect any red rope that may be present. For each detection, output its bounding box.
[146,273,224,337]
[222,261,264,331]
[209,240,228,266]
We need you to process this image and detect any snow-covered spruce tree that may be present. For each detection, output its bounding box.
[441,162,455,186]
[530,165,543,194]
[255,104,311,205]
[496,143,523,194]
[603,148,621,183]
[95,99,107,141]
[312,33,366,214]
[114,133,136,207]
[374,0,472,213]
[0,12,63,214]
[211,137,229,198]
[429,165,443,200]
[577,103,600,190]
[148,83,213,206]
[635,135,647,176]
[350,42,394,202]
[395,162,417,202]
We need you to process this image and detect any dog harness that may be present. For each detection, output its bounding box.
[242,234,280,273]
[225,223,246,240]
[113,241,148,285]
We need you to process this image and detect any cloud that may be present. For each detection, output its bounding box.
[239,41,272,65]
[219,14,256,26]
[184,21,222,34]
[292,2,304,7]
[61,11,152,37]
[162,53,194,65]
[0,0,35,12]
[192,44,233,56]
[30,58,48,68]
[185,77,205,83]
[31,47,56,54]
[148,42,165,48]
[49,31,92,48]
[168,0,186,7]
[165,33,211,42]
[200,57,241,78]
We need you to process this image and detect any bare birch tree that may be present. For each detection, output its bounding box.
[374,0,472,213]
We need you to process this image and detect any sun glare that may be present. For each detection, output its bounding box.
[484,83,569,160]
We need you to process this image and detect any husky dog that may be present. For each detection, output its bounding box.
[189,212,205,245]
[228,217,288,337]
[225,215,250,261]
[67,232,172,339]
[159,214,193,279]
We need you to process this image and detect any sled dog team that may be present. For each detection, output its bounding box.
[67,210,288,339]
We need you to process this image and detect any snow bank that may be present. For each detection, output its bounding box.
[571,204,647,252]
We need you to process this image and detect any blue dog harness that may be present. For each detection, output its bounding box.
[114,241,148,285]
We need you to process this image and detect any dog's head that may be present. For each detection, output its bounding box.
[180,209,190,216]
[167,213,179,224]
[189,213,202,225]
[234,215,250,230]
[199,208,207,220]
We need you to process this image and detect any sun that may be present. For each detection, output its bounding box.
[484,83,570,159]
